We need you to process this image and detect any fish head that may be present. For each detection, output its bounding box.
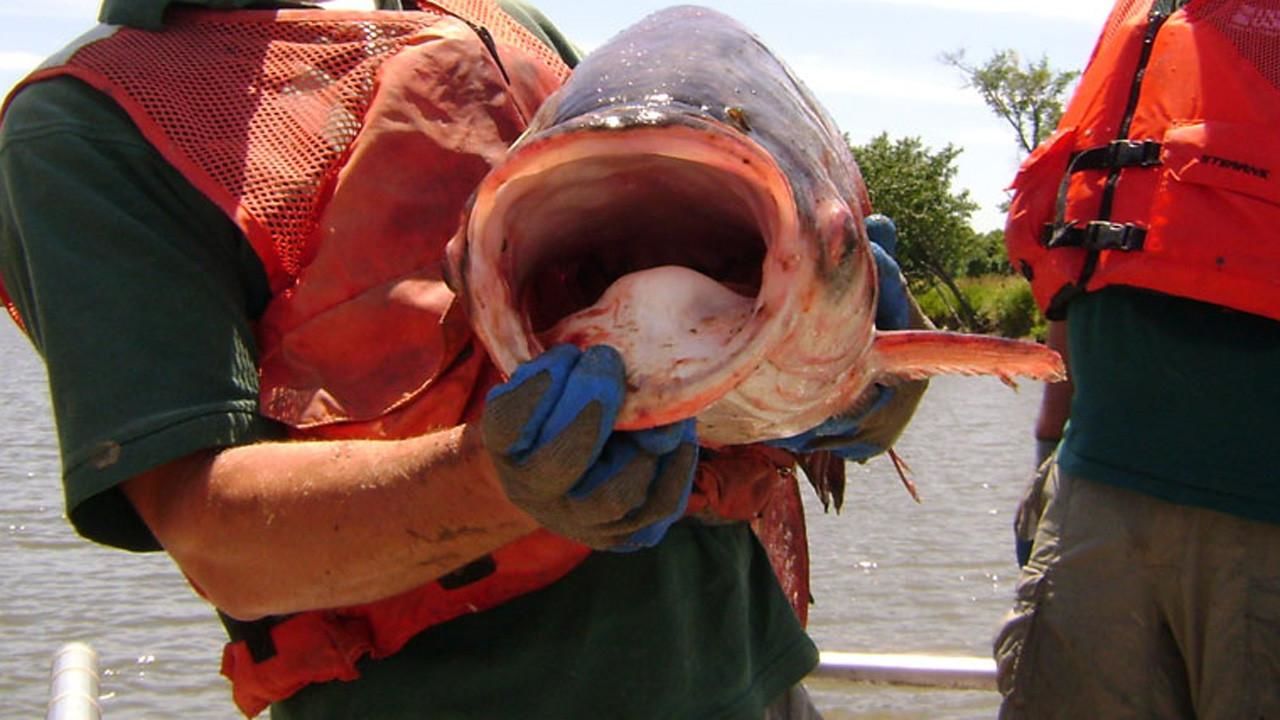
[447,6,883,440]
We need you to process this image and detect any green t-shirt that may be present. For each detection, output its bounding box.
[1,76,281,551]
[1059,287,1280,524]
[0,5,817,717]
[274,521,817,720]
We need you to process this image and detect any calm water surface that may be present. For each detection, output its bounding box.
[1,319,1041,719]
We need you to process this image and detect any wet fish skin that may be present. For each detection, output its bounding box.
[447,6,1064,447]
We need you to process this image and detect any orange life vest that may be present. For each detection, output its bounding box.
[1005,0,1280,320]
[2,4,811,716]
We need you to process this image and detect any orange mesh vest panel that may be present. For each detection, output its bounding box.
[3,4,814,715]
[5,4,589,716]
[1005,0,1280,320]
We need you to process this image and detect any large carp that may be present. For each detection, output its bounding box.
[446,6,1064,449]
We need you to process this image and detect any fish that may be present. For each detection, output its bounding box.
[446,5,1065,452]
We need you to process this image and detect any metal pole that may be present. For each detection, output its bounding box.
[47,642,101,720]
[811,651,997,691]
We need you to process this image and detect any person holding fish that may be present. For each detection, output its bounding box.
[996,0,1280,717]
[0,1,932,717]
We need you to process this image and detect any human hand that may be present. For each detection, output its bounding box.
[1013,439,1059,566]
[1014,449,1055,567]
[482,344,698,551]
[765,214,913,462]
[1035,438,1059,470]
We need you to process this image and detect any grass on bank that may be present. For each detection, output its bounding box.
[914,275,1048,341]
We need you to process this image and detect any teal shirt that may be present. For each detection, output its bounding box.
[274,522,817,720]
[1059,287,1280,524]
[0,4,816,717]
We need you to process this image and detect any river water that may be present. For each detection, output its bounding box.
[0,318,1042,719]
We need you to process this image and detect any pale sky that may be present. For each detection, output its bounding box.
[0,0,1116,231]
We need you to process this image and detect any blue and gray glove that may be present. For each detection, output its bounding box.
[867,213,911,331]
[765,214,920,462]
[482,344,697,551]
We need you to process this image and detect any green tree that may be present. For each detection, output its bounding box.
[850,133,984,329]
[940,49,1080,155]
[964,229,1010,276]
[940,49,1078,274]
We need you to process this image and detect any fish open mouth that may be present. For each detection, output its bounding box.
[461,123,805,428]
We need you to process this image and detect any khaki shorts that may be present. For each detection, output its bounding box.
[994,464,1280,720]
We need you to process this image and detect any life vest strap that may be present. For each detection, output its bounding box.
[1043,220,1148,252]
[1069,139,1164,173]
[221,613,282,664]
[220,554,500,662]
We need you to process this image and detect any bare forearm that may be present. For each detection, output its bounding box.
[123,423,538,620]
[1035,320,1073,441]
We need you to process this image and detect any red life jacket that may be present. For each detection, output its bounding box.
[1,4,812,716]
[1005,0,1280,320]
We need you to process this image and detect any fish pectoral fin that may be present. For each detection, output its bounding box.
[795,450,846,514]
[869,330,1067,386]
[886,448,920,503]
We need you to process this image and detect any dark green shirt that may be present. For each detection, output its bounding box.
[1059,287,1280,524]
[0,4,816,717]
[274,521,817,720]
[1,76,279,551]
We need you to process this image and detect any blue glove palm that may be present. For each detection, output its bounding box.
[483,344,697,551]
[766,213,910,462]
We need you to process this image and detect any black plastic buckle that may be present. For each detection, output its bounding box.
[1042,221,1147,251]
[1083,221,1146,251]
[1069,140,1163,172]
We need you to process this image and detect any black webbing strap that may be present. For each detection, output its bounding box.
[1039,139,1162,252]
[1043,220,1148,251]
[221,611,283,663]
[1068,139,1163,172]
[220,554,498,663]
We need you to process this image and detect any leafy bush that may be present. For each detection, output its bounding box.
[914,283,965,330]
[963,229,1011,277]
[991,281,1043,339]
[912,275,1047,340]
